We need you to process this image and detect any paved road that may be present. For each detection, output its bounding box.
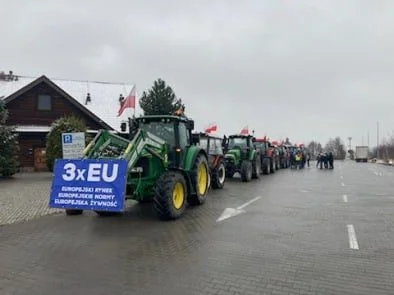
[1,161,394,295]
[0,172,61,225]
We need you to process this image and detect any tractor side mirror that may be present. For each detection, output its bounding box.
[120,122,127,132]
[191,133,200,145]
[186,120,195,130]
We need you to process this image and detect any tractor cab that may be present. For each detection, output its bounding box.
[130,115,195,168]
[225,134,255,153]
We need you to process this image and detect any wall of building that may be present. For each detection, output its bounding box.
[6,81,103,130]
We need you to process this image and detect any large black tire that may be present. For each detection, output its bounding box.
[211,160,226,189]
[65,209,83,215]
[262,157,270,175]
[252,156,261,179]
[240,160,253,182]
[271,159,276,173]
[153,171,187,220]
[188,153,210,206]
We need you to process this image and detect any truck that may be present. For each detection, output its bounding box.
[60,112,211,220]
[355,146,368,162]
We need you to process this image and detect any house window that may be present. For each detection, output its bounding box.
[37,95,51,110]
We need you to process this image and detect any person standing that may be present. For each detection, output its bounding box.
[328,151,334,169]
[316,153,321,168]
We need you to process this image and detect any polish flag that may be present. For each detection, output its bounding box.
[117,85,136,117]
[240,126,248,135]
[205,122,217,133]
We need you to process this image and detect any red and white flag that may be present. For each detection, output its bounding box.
[205,122,217,133]
[117,85,136,117]
[240,126,248,135]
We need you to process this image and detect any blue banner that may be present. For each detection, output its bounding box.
[49,159,128,212]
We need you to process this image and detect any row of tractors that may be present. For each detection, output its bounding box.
[61,112,298,221]
[196,133,296,186]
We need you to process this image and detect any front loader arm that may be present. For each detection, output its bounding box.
[82,129,169,173]
[121,129,168,170]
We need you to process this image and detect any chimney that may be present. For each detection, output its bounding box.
[85,93,91,105]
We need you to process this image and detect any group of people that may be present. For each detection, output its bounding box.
[290,148,310,169]
[316,152,334,169]
[289,148,334,170]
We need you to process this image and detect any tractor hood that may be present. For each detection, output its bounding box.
[225,149,241,159]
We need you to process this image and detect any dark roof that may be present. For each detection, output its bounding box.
[3,75,113,130]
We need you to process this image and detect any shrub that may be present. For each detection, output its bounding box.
[46,115,87,172]
[0,101,19,177]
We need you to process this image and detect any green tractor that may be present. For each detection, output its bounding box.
[223,134,261,182]
[65,113,210,220]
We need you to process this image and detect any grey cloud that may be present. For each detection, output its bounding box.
[1,0,394,146]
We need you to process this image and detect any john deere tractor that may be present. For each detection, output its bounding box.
[65,113,210,220]
[223,134,261,182]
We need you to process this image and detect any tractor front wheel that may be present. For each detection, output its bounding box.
[240,160,252,182]
[212,160,226,189]
[153,171,187,220]
[188,154,210,206]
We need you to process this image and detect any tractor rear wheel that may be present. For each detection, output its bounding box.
[211,160,226,189]
[262,158,270,175]
[188,154,210,206]
[153,171,187,220]
[252,156,261,179]
[240,160,252,182]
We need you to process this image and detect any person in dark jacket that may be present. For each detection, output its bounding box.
[319,152,327,169]
[327,151,334,169]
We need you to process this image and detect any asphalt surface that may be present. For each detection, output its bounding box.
[1,161,394,295]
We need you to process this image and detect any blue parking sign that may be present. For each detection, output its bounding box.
[49,158,128,212]
[63,134,72,144]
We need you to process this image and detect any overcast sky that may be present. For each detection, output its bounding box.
[2,0,394,147]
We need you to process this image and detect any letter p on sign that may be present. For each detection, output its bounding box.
[63,134,72,144]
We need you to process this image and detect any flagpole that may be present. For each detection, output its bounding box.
[134,85,136,118]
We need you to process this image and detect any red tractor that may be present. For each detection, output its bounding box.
[193,132,226,189]
[253,137,279,174]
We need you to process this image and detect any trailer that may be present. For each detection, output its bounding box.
[355,146,368,162]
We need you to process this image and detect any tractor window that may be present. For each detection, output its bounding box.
[198,138,208,151]
[228,137,248,149]
[211,139,223,155]
[178,122,189,149]
[140,121,175,147]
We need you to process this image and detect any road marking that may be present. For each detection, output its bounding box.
[216,208,245,222]
[341,182,345,187]
[236,196,261,210]
[343,194,348,203]
[347,224,359,250]
[216,196,261,222]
